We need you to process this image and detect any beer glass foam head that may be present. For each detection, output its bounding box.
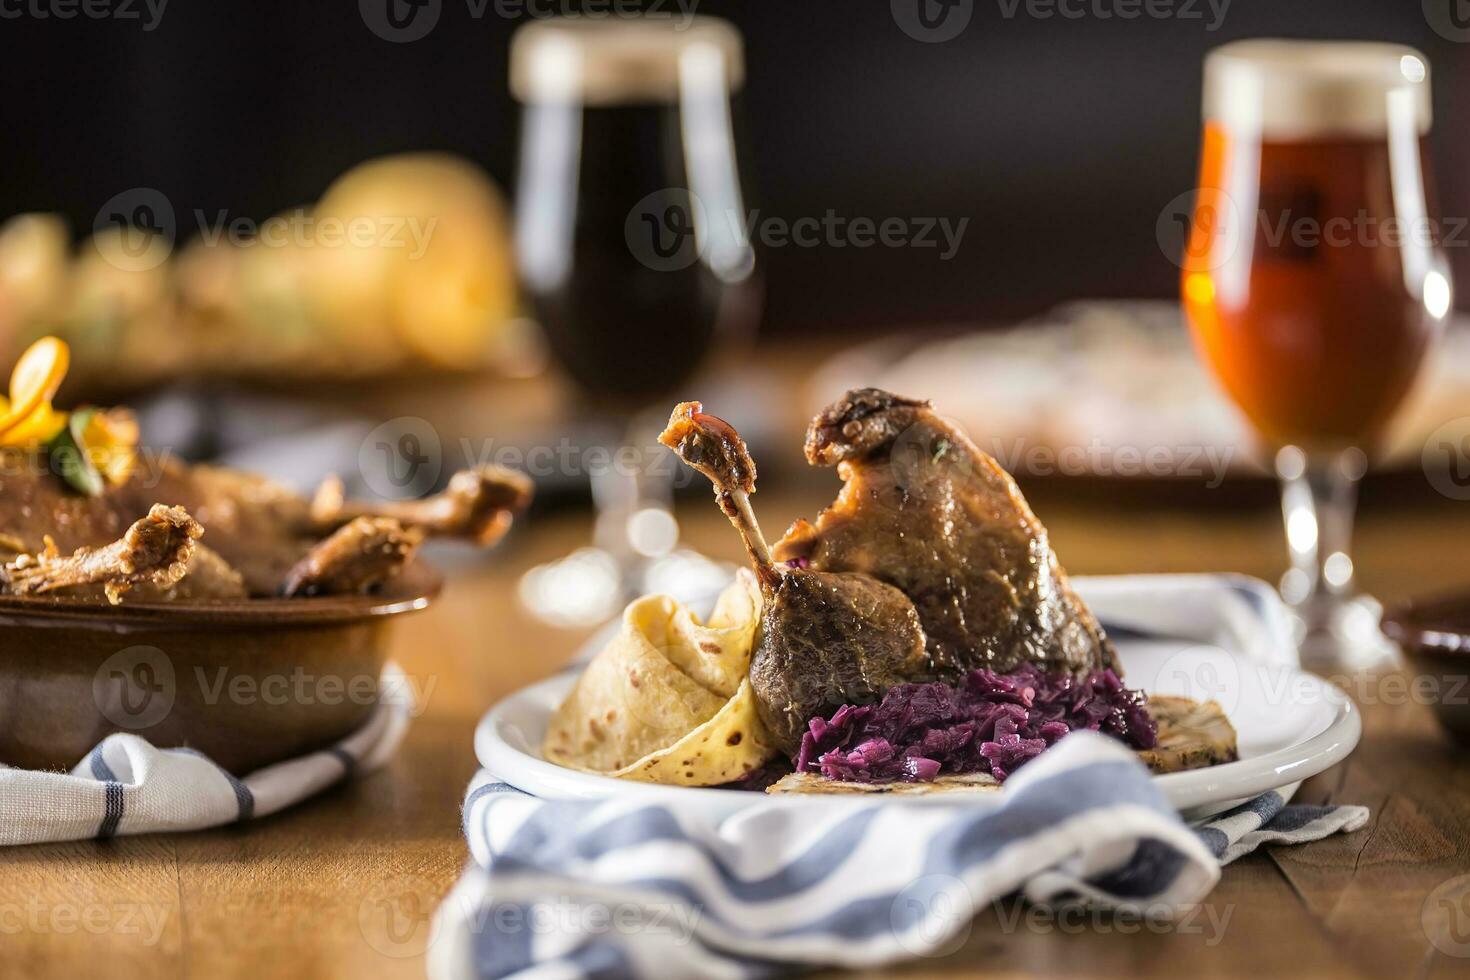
[510,16,745,106]
[1204,40,1432,140]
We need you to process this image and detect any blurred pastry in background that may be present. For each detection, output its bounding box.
[0,152,536,392]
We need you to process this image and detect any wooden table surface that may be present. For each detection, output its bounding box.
[4,481,1470,979]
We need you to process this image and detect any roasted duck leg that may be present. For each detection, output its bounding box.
[774,388,1117,680]
[281,517,424,597]
[2,504,203,604]
[660,402,929,753]
[310,465,533,547]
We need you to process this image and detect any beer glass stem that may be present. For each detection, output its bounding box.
[1276,445,1368,624]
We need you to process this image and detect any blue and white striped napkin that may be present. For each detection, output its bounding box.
[429,732,1367,979]
[0,664,414,846]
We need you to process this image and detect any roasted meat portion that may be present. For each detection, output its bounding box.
[0,449,531,600]
[774,388,1117,680]
[311,464,533,546]
[2,504,203,604]
[282,517,424,597]
[661,402,928,753]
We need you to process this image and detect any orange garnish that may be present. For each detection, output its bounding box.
[0,337,69,438]
[82,409,140,485]
[2,404,68,445]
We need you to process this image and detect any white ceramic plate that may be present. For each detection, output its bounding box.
[478,575,1361,821]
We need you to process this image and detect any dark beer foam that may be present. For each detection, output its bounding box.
[511,17,744,106]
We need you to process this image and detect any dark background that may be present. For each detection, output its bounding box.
[2,0,1465,335]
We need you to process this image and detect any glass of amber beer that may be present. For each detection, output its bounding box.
[1182,41,1451,664]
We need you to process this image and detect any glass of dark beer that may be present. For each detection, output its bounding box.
[1181,41,1451,665]
[510,16,759,625]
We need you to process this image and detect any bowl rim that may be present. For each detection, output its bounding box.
[0,560,444,631]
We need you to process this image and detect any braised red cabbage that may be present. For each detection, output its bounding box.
[794,664,1156,784]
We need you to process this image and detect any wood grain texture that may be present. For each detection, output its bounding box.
[3,483,1469,978]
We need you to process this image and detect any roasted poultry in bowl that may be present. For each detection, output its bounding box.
[0,337,533,774]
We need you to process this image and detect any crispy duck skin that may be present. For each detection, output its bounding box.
[2,504,202,604]
[281,517,425,597]
[660,402,929,754]
[310,464,533,547]
[773,388,1118,680]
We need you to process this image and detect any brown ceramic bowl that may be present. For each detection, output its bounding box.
[1383,591,1470,745]
[0,562,442,775]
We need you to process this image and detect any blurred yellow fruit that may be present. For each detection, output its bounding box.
[66,227,177,381]
[70,226,172,321]
[0,214,69,352]
[235,206,324,367]
[309,153,517,371]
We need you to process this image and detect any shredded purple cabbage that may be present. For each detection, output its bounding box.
[795,664,1156,784]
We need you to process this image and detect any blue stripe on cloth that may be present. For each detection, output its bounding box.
[500,806,884,904]
[98,781,124,839]
[327,747,357,778]
[472,903,535,978]
[88,746,117,783]
[484,760,1174,944]
[563,940,636,979]
[1262,805,1338,834]
[1195,826,1230,858]
[1097,621,1164,642]
[1211,790,1284,826]
[1085,838,1192,898]
[462,782,529,839]
[1228,580,1269,618]
[167,748,255,822]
